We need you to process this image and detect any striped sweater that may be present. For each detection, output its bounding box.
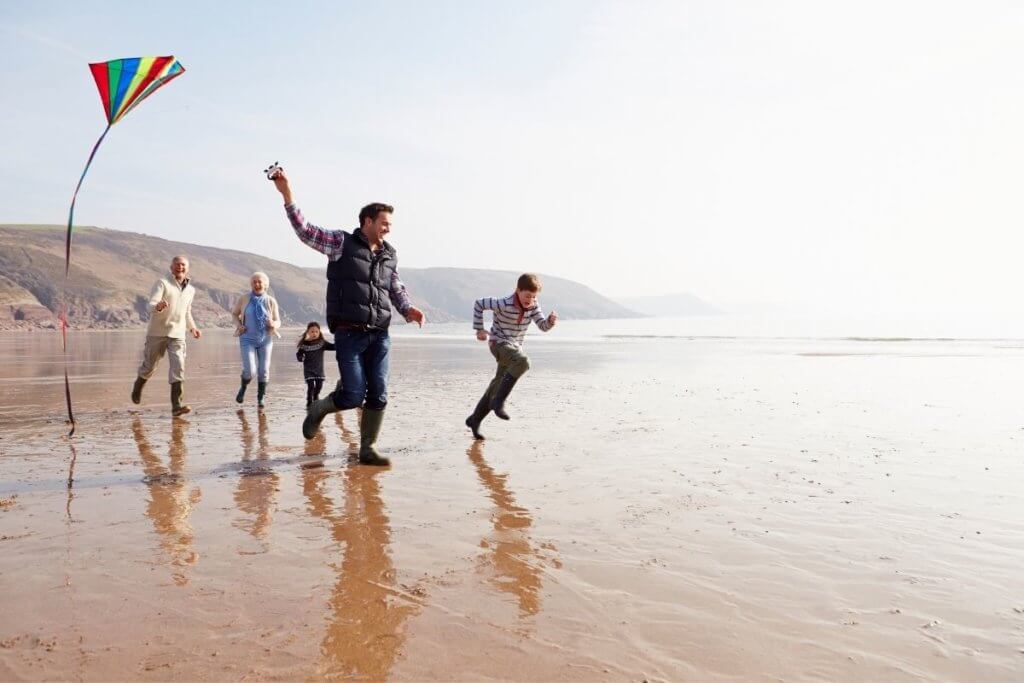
[473,294,553,347]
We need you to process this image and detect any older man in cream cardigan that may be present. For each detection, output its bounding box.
[130,255,203,416]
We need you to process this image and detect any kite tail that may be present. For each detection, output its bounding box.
[62,124,111,437]
[66,124,111,276]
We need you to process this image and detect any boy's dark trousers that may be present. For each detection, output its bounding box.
[469,342,530,426]
[305,378,324,405]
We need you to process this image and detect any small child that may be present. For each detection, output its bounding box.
[296,322,335,406]
[466,273,557,439]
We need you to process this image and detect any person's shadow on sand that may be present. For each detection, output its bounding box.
[131,416,201,586]
[299,411,426,679]
[467,440,557,623]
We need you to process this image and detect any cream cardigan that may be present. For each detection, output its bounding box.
[146,276,198,339]
[232,292,282,338]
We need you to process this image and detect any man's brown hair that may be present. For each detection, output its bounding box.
[359,202,394,226]
[517,273,542,292]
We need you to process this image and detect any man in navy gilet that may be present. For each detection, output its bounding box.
[270,167,425,466]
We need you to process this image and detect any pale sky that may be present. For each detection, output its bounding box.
[3,1,1023,319]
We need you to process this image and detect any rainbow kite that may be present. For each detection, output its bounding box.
[63,56,185,435]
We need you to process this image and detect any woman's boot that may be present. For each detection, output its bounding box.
[236,376,250,404]
[257,381,268,409]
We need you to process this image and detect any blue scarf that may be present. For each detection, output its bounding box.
[249,292,270,332]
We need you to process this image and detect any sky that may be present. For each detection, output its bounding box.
[3,1,1024,321]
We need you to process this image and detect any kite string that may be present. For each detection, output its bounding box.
[62,123,111,438]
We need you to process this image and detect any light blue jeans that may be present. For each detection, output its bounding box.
[239,338,273,382]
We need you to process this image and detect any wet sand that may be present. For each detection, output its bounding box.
[1,328,1023,681]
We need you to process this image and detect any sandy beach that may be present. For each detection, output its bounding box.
[1,324,1023,681]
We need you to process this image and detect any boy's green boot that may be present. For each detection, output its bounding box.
[131,376,147,405]
[359,408,389,466]
[489,373,519,420]
[465,394,490,440]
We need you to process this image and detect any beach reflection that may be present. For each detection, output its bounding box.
[468,440,546,619]
[301,412,423,680]
[233,409,279,543]
[131,416,201,586]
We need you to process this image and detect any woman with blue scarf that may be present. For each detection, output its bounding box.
[232,271,282,408]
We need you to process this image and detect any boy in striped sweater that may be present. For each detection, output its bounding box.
[466,273,558,439]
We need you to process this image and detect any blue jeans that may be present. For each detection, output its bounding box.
[239,338,273,382]
[331,329,390,411]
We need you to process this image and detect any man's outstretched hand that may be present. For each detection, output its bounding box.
[406,307,425,327]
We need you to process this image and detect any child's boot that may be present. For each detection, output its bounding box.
[131,376,147,405]
[257,381,268,409]
[489,373,519,420]
[171,381,191,417]
[303,392,339,439]
[465,394,490,439]
[358,408,390,466]
[236,376,250,403]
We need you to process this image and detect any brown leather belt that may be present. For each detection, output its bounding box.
[332,321,373,332]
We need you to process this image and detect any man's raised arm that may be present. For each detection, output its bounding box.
[270,167,346,258]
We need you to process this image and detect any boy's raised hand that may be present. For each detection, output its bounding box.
[476,330,489,341]
[547,310,558,326]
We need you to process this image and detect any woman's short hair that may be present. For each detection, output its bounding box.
[251,271,269,287]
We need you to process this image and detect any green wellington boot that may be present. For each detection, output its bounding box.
[131,376,147,405]
[465,394,490,440]
[235,376,250,404]
[170,381,192,417]
[257,381,268,409]
[358,408,389,466]
[303,394,339,439]
[489,373,520,420]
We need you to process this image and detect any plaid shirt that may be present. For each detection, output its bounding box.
[285,203,412,317]
[473,294,553,348]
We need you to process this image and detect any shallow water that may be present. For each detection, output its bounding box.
[1,327,1023,680]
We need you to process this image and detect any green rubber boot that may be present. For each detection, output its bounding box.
[465,393,490,440]
[235,376,250,404]
[489,373,519,421]
[303,393,339,439]
[131,376,147,405]
[257,381,268,409]
[170,381,191,417]
[359,408,389,466]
